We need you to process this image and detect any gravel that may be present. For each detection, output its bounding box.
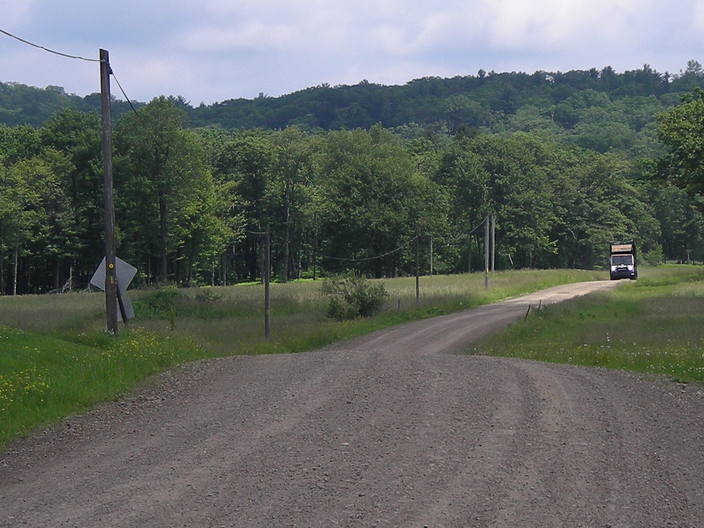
[1,280,703,527]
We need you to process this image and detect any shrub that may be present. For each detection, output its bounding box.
[642,246,664,266]
[195,287,222,304]
[321,273,389,320]
[134,287,185,317]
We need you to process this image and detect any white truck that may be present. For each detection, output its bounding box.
[610,242,637,280]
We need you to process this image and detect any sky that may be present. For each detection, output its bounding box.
[1,0,703,105]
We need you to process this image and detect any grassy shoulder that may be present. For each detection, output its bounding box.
[473,265,704,384]
[0,327,211,448]
[0,268,605,449]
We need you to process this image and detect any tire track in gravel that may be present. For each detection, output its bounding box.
[2,280,704,527]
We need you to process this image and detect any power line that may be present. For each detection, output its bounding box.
[110,69,142,119]
[1,29,142,120]
[0,28,101,62]
[468,217,488,235]
[321,235,420,262]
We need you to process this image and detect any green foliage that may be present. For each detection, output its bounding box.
[0,325,207,449]
[321,273,389,320]
[134,287,185,317]
[658,89,704,196]
[642,246,664,265]
[5,67,704,294]
[195,287,223,304]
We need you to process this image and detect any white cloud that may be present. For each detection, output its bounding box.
[480,0,653,49]
[0,0,36,26]
[1,0,704,103]
[180,23,301,52]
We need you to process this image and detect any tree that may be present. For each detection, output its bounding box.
[657,89,704,196]
[115,97,216,283]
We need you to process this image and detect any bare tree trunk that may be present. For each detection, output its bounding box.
[282,177,292,282]
[13,245,19,296]
[55,259,61,291]
[159,191,168,282]
[0,253,5,295]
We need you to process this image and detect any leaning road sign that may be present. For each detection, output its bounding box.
[90,256,137,321]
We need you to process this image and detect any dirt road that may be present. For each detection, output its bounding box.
[2,280,703,527]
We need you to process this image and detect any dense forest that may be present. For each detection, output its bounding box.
[1,63,704,294]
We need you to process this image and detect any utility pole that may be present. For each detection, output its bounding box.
[264,225,271,340]
[415,224,420,303]
[491,214,496,272]
[312,213,318,281]
[100,48,118,334]
[484,215,490,289]
[429,236,433,275]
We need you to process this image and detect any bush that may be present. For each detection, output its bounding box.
[642,246,664,266]
[321,273,389,320]
[195,287,222,304]
[134,287,185,317]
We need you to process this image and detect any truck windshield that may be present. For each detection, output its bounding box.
[612,255,633,266]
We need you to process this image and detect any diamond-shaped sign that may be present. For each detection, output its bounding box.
[90,257,137,321]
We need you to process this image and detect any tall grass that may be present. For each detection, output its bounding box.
[474,265,704,383]
[0,326,210,447]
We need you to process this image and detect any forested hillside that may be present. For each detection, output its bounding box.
[2,63,704,295]
[4,61,704,143]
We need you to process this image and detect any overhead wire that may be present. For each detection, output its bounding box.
[468,216,489,235]
[248,229,420,262]
[319,234,420,262]
[0,26,445,267]
[110,69,143,120]
[0,28,101,62]
[1,27,142,120]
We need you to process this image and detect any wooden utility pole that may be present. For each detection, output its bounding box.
[484,215,490,289]
[415,225,420,303]
[312,213,318,281]
[100,48,118,334]
[429,237,433,275]
[264,225,271,340]
[491,214,496,272]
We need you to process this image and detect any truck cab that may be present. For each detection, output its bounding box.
[610,242,637,280]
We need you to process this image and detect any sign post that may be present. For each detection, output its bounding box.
[90,257,137,324]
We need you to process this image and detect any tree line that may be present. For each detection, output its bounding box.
[2,92,704,295]
[3,61,704,143]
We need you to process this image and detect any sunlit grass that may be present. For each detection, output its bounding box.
[0,326,209,448]
[473,265,704,383]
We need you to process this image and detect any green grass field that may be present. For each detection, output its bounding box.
[0,268,606,448]
[474,265,704,384]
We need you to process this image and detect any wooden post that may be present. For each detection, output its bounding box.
[116,285,128,326]
[484,215,490,289]
[415,224,420,303]
[312,213,318,281]
[429,237,433,275]
[12,245,18,296]
[264,225,271,340]
[100,48,118,334]
[491,214,496,272]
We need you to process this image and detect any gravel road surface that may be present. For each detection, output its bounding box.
[2,280,703,527]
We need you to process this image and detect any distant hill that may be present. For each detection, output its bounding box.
[3,63,704,148]
[0,81,138,127]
